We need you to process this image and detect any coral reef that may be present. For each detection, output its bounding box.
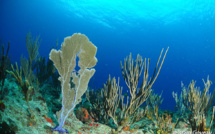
[1,32,215,134]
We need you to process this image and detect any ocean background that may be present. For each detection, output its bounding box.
[0,0,215,111]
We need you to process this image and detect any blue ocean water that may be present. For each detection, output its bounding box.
[0,0,215,111]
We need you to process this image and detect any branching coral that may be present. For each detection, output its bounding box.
[34,56,56,85]
[6,33,40,117]
[90,47,169,132]
[146,90,163,111]
[0,42,10,100]
[120,48,168,120]
[146,106,178,134]
[102,75,123,127]
[118,48,169,128]
[7,63,34,117]
[181,76,215,132]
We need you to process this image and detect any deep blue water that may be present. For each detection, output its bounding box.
[1,0,215,111]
